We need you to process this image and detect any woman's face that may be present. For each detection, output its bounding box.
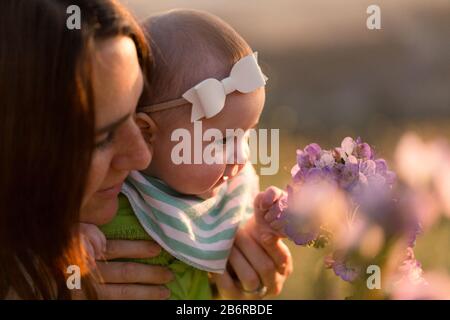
[80,36,151,225]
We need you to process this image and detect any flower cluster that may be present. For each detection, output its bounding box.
[279,137,421,285]
[290,137,396,198]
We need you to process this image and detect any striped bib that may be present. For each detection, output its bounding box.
[121,163,259,273]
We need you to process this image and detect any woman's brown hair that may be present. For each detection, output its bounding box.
[0,0,151,299]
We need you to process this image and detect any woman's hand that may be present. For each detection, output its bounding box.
[94,240,174,300]
[211,216,293,299]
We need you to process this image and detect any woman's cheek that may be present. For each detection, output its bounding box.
[81,157,100,208]
[80,152,110,214]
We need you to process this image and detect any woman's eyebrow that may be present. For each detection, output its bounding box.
[96,113,131,135]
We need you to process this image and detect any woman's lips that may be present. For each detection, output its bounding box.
[96,183,123,198]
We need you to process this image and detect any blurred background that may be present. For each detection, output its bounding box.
[121,0,450,299]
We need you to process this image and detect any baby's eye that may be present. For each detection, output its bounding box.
[217,135,234,145]
[95,131,116,150]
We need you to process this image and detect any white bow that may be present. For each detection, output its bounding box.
[182,52,268,122]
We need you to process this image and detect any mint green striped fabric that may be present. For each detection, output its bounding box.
[121,163,259,273]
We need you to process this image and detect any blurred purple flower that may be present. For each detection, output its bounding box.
[278,137,420,285]
[325,251,361,282]
[356,142,373,159]
[283,137,398,246]
[285,222,319,246]
[339,161,359,191]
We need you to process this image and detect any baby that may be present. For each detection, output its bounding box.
[82,9,286,299]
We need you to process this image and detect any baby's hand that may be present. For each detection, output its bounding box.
[253,186,288,245]
[79,223,107,262]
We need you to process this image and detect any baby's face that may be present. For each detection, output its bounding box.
[146,87,265,198]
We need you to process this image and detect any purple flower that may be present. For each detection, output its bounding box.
[393,247,427,288]
[355,187,422,247]
[284,138,406,253]
[281,185,320,245]
[340,137,374,160]
[375,159,397,186]
[305,167,325,181]
[279,136,427,289]
[296,149,311,168]
[326,251,361,282]
[285,222,319,245]
[341,137,356,156]
[339,161,359,190]
[360,160,376,176]
[304,143,322,161]
[293,144,330,183]
[296,143,322,167]
[375,159,388,174]
[356,142,373,159]
[288,138,396,218]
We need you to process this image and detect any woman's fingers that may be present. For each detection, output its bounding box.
[212,270,265,300]
[234,229,277,294]
[93,241,173,300]
[211,271,242,300]
[96,283,170,300]
[103,240,161,260]
[79,223,107,259]
[96,261,173,285]
[212,270,263,300]
[228,247,261,292]
[89,230,107,260]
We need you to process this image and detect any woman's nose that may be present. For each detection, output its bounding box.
[112,123,151,171]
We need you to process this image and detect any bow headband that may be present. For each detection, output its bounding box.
[138,52,268,122]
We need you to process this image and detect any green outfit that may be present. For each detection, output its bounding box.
[100,194,212,300]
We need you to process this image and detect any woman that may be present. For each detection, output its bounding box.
[0,0,166,299]
[0,0,291,299]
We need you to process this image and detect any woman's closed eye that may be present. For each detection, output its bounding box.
[94,112,132,150]
[95,130,116,150]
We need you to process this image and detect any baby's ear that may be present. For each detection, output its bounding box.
[135,112,157,145]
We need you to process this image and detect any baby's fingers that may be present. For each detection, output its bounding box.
[264,202,284,223]
[261,187,284,210]
[256,186,284,211]
[269,219,287,236]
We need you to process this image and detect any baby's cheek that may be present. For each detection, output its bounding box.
[163,162,225,195]
[188,163,225,189]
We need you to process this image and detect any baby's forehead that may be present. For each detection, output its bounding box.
[204,90,265,131]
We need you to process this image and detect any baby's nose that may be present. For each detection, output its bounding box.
[226,138,250,165]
